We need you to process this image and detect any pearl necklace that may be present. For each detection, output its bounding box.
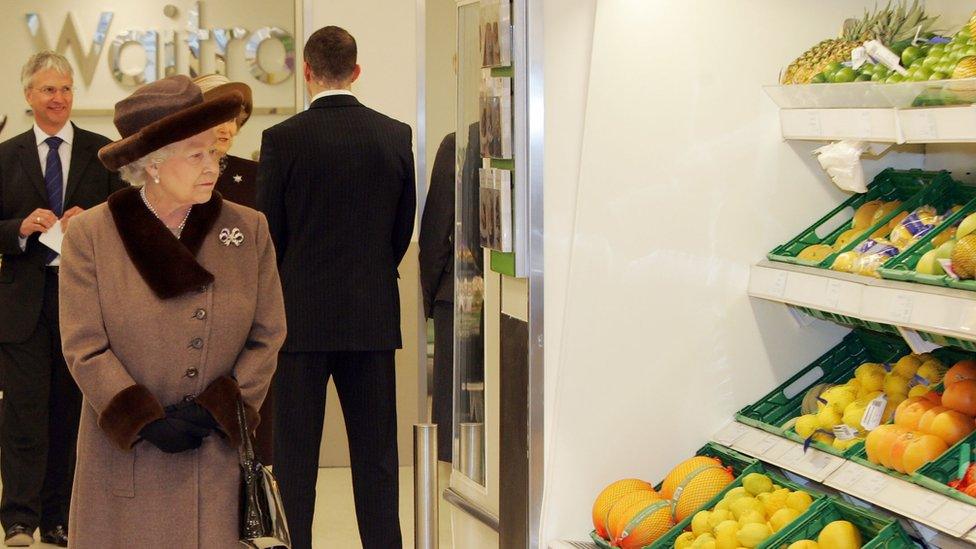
[140,186,192,235]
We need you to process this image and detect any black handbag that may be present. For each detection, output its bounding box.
[237,397,291,548]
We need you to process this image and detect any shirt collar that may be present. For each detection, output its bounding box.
[310,89,355,103]
[34,122,73,147]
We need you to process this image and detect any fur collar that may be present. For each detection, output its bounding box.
[107,186,223,299]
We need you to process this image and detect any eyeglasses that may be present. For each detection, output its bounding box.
[32,86,73,98]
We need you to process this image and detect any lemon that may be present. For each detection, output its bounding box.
[708,509,734,530]
[714,499,731,512]
[883,373,909,397]
[675,532,695,549]
[817,404,843,429]
[845,378,862,392]
[692,510,712,537]
[795,415,819,439]
[714,520,740,549]
[855,363,885,382]
[786,491,813,513]
[736,522,772,548]
[817,520,862,549]
[738,510,766,527]
[918,361,945,385]
[833,437,862,452]
[742,473,774,496]
[908,385,931,398]
[842,402,867,429]
[821,386,857,410]
[893,355,922,379]
[729,497,764,521]
[692,533,716,548]
[723,487,749,503]
[769,507,802,532]
[787,541,819,549]
[761,490,789,516]
[861,370,885,392]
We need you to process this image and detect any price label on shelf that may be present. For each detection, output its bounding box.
[828,462,865,487]
[914,493,947,518]
[824,279,842,309]
[713,422,748,447]
[805,111,823,137]
[931,500,976,532]
[861,394,887,431]
[856,111,873,138]
[769,272,788,298]
[856,470,889,496]
[889,293,913,323]
[913,110,940,141]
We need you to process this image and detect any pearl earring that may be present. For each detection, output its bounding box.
[153,175,160,184]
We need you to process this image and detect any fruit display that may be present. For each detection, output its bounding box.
[590,452,737,547]
[947,462,976,498]
[674,473,815,549]
[785,520,863,549]
[781,1,936,84]
[790,352,946,454]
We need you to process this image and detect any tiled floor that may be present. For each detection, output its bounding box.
[19,464,454,548]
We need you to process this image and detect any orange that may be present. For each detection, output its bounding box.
[923,390,943,406]
[944,380,976,416]
[875,425,910,468]
[918,406,949,433]
[606,491,674,549]
[592,479,655,539]
[659,456,723,498]
[927,409,976,446]
[894,397,938,430]
[945,360,976,387]
[889,431,918,473]
[901,434,949,473]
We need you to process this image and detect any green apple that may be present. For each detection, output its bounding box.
[917,249,945,275]
[936,240,957,260]
[958,213,976,239]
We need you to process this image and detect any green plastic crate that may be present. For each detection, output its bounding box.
[768,169,950,268]
[879,184,976,292]
[771,498,916,548]
[914,430,976,506]
[917,331,976,353]
[589,444,758,548]
[793,307,901,336]
[736,330,909,457]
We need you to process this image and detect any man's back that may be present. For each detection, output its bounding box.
[257,94,416,352]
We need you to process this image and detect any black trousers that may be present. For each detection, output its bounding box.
[274,350,401,549]
[0,270,81,531]
[431,302,454,462]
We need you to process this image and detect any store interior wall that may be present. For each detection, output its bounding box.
[539,0,929,543]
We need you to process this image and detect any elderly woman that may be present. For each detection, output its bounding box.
[58,75,285,548]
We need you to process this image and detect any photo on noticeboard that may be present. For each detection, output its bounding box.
[479,71,512,159]
[479,167,512,252]
[480,0,511,68]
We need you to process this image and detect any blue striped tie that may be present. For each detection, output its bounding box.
[44,136,63,263]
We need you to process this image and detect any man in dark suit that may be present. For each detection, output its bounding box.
[0,51,124,547]
[256,26,415,549]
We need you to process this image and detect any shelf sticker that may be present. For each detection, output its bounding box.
[770,272,788,298]
[914,110,939,141]
[832,425,859,441]
[828,463,865,487]
[713,422,748,446]
[755,434,785,458]
[861,394,888,431]
[805,111,823,137]
[857,471,889,496]
[857,111,873,138]
[889,293,914,323]
[914,493,947,518]
[824,279,842,309]
[931,501,975,532]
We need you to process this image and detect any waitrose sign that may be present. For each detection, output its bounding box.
[25,1,295,88]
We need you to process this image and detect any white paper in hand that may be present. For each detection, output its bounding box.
[38,220,64,255]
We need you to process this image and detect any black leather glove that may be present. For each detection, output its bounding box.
[139,417,211,453]
[165,400,220,431]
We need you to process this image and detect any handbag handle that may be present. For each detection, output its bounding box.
[236,397,258,467]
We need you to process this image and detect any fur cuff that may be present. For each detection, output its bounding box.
[196,376,259,449]
[98,385,166,451]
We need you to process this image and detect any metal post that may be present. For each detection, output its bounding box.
[458,422,484,484]
[414,423,438,549]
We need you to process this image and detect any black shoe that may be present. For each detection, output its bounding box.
[4,524,33,547]
[40,525,66,547]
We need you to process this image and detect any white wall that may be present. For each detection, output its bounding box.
[538,0,926,543]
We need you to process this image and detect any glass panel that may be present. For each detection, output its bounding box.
[454,0,486,486]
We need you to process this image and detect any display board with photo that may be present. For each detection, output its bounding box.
[479,71,512,159]
[479,167,512,252]
[480,0,512,68]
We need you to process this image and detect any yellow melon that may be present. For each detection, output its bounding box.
[951,234,976,279]
[592,479,655,539]
[606,491,674,549]
[671,466,735,522]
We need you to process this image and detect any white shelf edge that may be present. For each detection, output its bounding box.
[779,105,976,144]
[749,261,976,345]
[712,421,976,539]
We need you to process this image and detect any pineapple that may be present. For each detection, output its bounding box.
[781,1,936,85]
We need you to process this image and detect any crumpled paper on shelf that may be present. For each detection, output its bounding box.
[814,140,892,193]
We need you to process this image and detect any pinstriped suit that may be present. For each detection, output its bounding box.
[256,93,415,549]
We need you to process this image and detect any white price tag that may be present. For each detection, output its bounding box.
[932,501,975,531]
[825,279,842,309]
[833,425,858,441]
[754,435,780,457]
[858,471,889,496]
[915,110,939,141]
[915,493,947,517]
[770,272,788,298]
[829,463,865,487]
[861,394,887,431]
[805,111,823,137]
[713,422,748,446]
[857,111,873,138]
[889,293,913,323]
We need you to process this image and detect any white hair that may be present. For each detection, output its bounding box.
[21,51,73,90]
[118,143,179,188]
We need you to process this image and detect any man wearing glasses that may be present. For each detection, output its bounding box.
[0,51,123,547]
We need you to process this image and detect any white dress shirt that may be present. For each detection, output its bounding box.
[310,89,355,104]
[18,123,73,265]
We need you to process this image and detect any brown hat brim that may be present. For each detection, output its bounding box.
[202,82,252,128]
[99,92,244,172]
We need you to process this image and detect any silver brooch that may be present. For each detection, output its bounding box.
[233,174,243,183]
[219,228,245,247]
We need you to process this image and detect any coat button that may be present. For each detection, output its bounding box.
[183,394,196,402]
[185,368,199,378]
[194,308,207,320]
[190,338,204,349]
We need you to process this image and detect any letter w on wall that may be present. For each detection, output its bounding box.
[26,12,114,87]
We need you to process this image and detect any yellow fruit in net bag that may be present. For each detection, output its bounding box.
[591,478,655,539]
[606,491,674,549]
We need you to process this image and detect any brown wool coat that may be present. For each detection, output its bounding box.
[58,187,286,549]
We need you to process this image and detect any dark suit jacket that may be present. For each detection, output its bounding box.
[215,154,258,208]
[256,94,416,352]
[0,124,125,343]
[419,133,455,319]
